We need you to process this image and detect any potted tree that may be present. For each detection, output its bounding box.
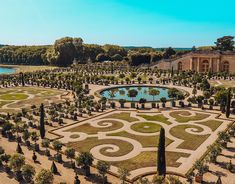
[149,89,160,108]
[128,89,138,108]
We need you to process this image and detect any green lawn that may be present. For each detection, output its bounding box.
[138,114,172,125]
[109,131,173,148]
[0,100,12,107]
[170,125,210,150]
[66,137,134,157]
[131,122,162,133]
[102,112,138,122]
[65,120,123,134]
[169,111,210,123]
[111,151,190,171]
[195,120,223,131]
[0,93,28,100]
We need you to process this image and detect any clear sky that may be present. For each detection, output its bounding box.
[0,0,234,47]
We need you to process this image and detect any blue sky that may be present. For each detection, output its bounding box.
[0,0,234,47]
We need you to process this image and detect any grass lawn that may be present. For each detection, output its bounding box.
[0,100,12,107]
[169,111,210,123]
[170,125,210,150]
[138,114,172,125]
[195,120,223,131]
[102,112,138,122]
[131,122,162,133]
[111,151,190,171]
[66,137,134,157]
[65,120,123,134]
[0,93,28,100]
[69,134,80,139]
[109,131,173,148]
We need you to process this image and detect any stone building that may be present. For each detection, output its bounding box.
[155,51,235,73]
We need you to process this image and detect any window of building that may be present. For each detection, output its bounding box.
[222,61,229,72]
[202,60,209,72]
[178,62,182,71]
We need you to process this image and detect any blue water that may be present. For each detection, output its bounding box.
[0,67,16,74]
[101,86,171,102]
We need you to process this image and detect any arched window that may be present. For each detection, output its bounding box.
[178,62,182,71]
[222,61,229,73]
[202,60,209,72]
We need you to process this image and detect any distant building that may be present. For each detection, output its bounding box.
[155,50,235,73]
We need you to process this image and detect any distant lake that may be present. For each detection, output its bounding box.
[0,67,16,74]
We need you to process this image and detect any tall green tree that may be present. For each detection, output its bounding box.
[214,36,234,51]
[39,103,45,139]
[157,128,166,176]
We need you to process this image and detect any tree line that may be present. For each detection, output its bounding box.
[0,36,234,67]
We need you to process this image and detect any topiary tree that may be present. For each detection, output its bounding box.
[97,160,110,184]
[118,167,130,184]
[50,161,58,174]
[157,128,166,176]
[16,143,23,154]
[35,169,54,184]
[76,152,94,176]
[65,148,76,168]
[22,164,35,183]
[9,153,25,181]
[52,140,63,162]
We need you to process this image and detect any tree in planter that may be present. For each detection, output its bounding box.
[137,76,142,84]
[97,160,110,184]
[196,95,204,108]
[209,99,214,110]
[193,160,209,183]
[41,138,51,156]
[178,93,185,108]
[207,144,222,164]
[119,99,126,108]
[31,131,39,152]
[35,169,54,184]
[9,153,25,181]
[76,152,94,176]
[65,148,76,168]
[226,160,233,172]
[22,164,35,183]
[139,98,147,109]
[192,87,197,97]
[149,89,160,108]
[52,140,63,163]
[22,130,31,147]
[128,89,138,108]
[118,167,130,184]
[226,88,231,118]
[160,97,167,108]
[107,89,117,108]
[39,103,46,139]
[185,170,194,184]
[218,131,230,148]
[51,161,58,174]
[167,88,178,107]
[157,128,166,176]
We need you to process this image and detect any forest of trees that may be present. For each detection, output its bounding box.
[0,36,233,67]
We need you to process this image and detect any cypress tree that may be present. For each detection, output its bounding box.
[171,66,174,77]
[226,88,231,118]
[16,143,23,154]
[51,161,58,174]
[39,103,45,139]
[157,128,166,176]
[20,72,25,87]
